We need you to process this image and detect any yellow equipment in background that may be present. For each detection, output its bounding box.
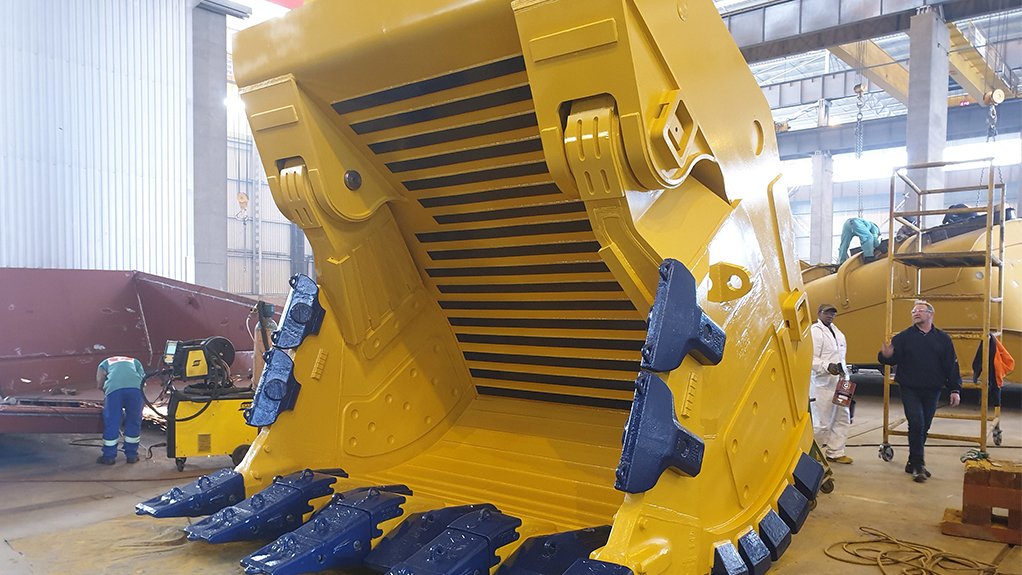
[161,337,258,471]
[145,1,826,573]
[803,218,1020,380]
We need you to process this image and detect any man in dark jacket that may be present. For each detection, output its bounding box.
[878,300,961,483]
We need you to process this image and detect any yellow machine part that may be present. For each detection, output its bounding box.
[803,220,1021,382]
[184,349,209,379]
[168,395,258,461]
[232,1,818,573]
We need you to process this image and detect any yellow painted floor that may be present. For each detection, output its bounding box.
[1,391,1019,575]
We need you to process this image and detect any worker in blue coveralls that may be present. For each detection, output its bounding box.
[96,356,146,465]
[838,217,881,264]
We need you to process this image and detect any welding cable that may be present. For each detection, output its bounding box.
[68,437,163,461]
[141,369,175,420]
[170,356,249,424]
[825,526,997,575]
[146,441,167,461]
[171,396,214,423]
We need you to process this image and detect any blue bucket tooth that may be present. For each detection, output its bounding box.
[792,452,825,501]
[711,541,749,575]
[386,507,521,575]
[184,469,337,544]
[272,274,325,350]
[562,558,634,575]
[615,372,704,493]
[135,468,244,518]
[736,529,771,575]
[239,485,412,575]
[246,348,302,428]
[640,258,726,372]
[776,484,810,534]
[496,526,611,575]
[757,509,791,561]
[364,504,498,573]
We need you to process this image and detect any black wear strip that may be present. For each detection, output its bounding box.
[433,201,585,225]
[475,386,633,410]
[386,139,543,173]
[464,351,639,372]
[403,162,548,191]
[428,241,599,261]
[437,281,623,294]
[331,57,526,115]
[350,85,533,134]
[449,317,647,330]
[471,369,635,391]
[416,220,591,243]
[426,262,609,278]
[457,332,643,351]
[369,113,539,154]
[418,182,559,208]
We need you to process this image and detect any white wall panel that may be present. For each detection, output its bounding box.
[227,255,253,294]
[259,222,290,256]
[0,0,192,279]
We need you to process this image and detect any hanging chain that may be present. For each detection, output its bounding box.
[854,84,866,218]
[978,103,1001,206]
[986,103,998,142]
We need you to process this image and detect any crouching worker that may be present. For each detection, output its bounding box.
[838,217,880,263]
[96,356,146,465]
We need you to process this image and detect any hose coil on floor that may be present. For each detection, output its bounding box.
[825,526,997,575]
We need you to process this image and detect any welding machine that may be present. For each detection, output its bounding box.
[160,337,258,471]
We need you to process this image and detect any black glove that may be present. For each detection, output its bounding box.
[826,363,843,376]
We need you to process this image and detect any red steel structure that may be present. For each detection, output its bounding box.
[0,268,260,433]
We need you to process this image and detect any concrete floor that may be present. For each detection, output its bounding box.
[1,392,1019,575]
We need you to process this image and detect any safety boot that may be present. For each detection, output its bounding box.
[912,465,928,483]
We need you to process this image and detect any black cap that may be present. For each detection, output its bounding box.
[818,304,837,313]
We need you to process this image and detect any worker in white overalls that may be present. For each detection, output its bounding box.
[810,303,853,464]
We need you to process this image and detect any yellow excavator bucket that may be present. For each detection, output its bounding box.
[135,1,825,574]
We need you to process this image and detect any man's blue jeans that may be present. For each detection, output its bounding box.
[899,386,941,466]
[102,387,144,459]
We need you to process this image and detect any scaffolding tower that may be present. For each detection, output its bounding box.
[879,158,1006,460]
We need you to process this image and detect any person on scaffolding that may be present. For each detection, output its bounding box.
[96,356,146,465]
[838,217,880,263]
[811,304,853,465]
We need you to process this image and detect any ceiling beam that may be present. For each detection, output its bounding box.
[776,97,1020,159]
[828,41,910,104]
[761,69,878,109]
[725,0,1019,64]
[761,70,997,110]
[946,22,1019,103]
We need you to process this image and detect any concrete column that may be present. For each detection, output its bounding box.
[810,151,834,264]
[191,6,229,290]
[905,8,949,222]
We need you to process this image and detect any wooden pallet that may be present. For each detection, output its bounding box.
[941,459,1022,545]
